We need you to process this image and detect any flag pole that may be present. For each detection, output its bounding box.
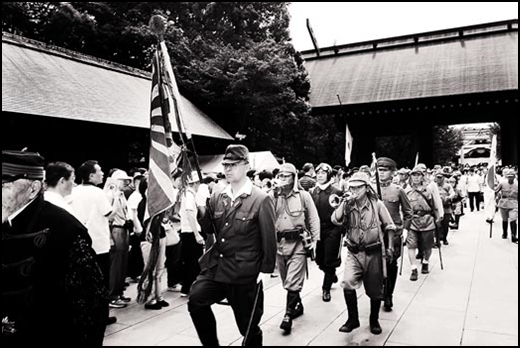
[151,15,218,239]
[337,95,353,167]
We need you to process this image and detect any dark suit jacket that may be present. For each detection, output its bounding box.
[2,195,108,346]
[199,185,276,284]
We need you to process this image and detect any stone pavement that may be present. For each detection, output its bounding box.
[104,210,518,346]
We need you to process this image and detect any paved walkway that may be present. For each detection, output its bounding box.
[104,210,518,346]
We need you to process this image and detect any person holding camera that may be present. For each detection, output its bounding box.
[271,163,320,334]
[105,170,134,307]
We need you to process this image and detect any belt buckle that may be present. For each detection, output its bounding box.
[358,244,366,252]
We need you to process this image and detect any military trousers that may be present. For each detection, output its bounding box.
[277,253,307,292]
[341,250,384,300]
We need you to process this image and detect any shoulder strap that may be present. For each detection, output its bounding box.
[414,188,433,211]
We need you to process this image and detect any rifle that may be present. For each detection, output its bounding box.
[434,222,445,270]
[372,153,389,299]
[399,234,405,276]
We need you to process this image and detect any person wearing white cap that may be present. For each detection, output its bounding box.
[179,171,205,297]
[496,169,518,243]
[332,171,396,336]
[105,169,133,306]
[272,163,320,334]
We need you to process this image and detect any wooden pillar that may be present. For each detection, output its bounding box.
[501,116,518,166]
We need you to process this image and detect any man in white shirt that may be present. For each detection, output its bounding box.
[44,162,78,219]
[70,161,124,316]
[467,169,482,212]
[179,171,205,296]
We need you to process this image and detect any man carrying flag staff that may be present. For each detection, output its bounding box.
[189,145,277,346]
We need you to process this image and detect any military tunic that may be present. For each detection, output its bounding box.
[497,181,518,221]
[333,198,396,300]
[272,189,320,292]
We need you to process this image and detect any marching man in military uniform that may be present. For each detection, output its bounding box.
[272,163,320,334]
[376,158,413,312]
[332,172,396,335]
[405,166,443,280]
[310,163,344,302]
[188,145,277,346]
[496,169,518,243]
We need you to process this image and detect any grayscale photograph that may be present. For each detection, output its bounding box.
[2,2,518,346]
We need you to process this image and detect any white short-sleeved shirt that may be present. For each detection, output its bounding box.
[180,188,200,233]
[196,183,211,207]
[44,191,80,221]
[127,191,143,212]
[467,175,481,193]
[70,184,113,255]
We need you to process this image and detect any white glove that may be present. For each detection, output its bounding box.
[256,272,269,285]
[402,228,408,243]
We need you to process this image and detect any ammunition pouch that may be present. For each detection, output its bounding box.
[276,229,302,243]
[345,239,382,255]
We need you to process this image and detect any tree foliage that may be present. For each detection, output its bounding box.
[3,2,316,165]
[432,126,464,165]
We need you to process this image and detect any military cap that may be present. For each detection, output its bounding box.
[222,144,249,165]
[348,172,371,187]
[279,163,297,175]
[434,169,448,178]
[410,166,425,175]
[377,157,397,170]
[398,168,410,175]
[2,150,45,182]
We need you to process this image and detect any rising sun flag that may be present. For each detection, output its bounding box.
[484,134,498,231]
[138,15,193,303]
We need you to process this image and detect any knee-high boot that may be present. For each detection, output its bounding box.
[502,221,509,239]
[370,299,382,335]
[280,291,300,334]
[511,221,518,243]
[339,290,360,333]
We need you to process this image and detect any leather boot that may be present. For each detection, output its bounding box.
[291,292,304,319]
[370,299,383,335]
[511,222,518,244]
[322,290,331,302]
[280,291,300,333]
[502,221,509,239]
[384,260,398,311]
[339,290,360,333]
